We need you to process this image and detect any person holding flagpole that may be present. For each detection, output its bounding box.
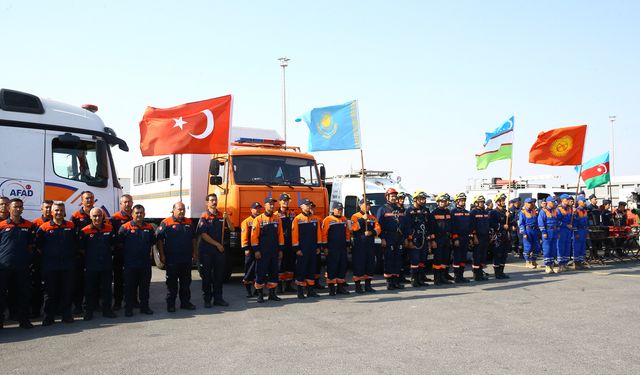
[489,193,511,279]
[350,199,380,293]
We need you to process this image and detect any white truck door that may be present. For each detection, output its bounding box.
[0,126,45,219]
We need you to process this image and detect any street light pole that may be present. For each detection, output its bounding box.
[278,57,290,146]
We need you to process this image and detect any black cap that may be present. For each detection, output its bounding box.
[588,194,597,200]
[619,201,627,206]
[279,193,291,201]
[603,199,612,205]
[263,197,277,204]
[359,198,372,205]
[250,202,262,209]
[299,198,314,207]
[579,190,586,195]
[332,202,344,209]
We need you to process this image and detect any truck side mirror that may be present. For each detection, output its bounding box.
[209,159,220,175]
[209,176,223,186]
[319,164,326,181]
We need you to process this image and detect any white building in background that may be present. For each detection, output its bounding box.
[563,175,640,204]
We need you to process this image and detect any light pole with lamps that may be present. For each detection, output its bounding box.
[278,57,290,146]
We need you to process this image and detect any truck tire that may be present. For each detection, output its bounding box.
[152,244,165,270]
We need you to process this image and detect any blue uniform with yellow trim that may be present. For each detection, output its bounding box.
[488,207,510,268]
[573,206,589,263]
[518,208,540,261]
[538,208,559,266]
[556,204,573,265]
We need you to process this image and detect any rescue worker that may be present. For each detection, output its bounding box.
[509,198,523,258]
[156,202,197,312]
[30,200,52,318]
[196,193,230,308]
[519,198,540,269]
[276,193,296,293]
[322,202,351,296]
[309,202,326,289]
[489,193,511,279]
[431,193,454,285]
[0,196,9,221]
[613,202,628,227]
[396,191,411,283]
[556,194,574,273]
[586,194,602,259]
[117,204,155,317]
[538,196,559,274]
[450,193,471,283]
[110,194,133,311]
[573,196,590,270]
[0,199,34,329]
[79,208,117,320]
[377,188,406,290]
[240,202,262,297]
[469,195,490,281]
[350,198,381,293]
[36,201,77,325]
[403,191,431,287]
[292,198,323,298]
[486,199,494,210]
[600,200,614,257]
[71,191,96,315]
[251,197,285,303]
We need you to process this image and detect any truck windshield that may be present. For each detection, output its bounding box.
[232,155,320,187]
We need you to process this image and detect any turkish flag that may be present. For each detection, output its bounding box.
[528,125,587,166]
[139,95,232,156]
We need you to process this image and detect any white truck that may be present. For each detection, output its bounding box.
[0,88,128,219]
[466,177,574,208]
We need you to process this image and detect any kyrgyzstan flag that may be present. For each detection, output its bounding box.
[139,95,232,156]
[528,125,587,166]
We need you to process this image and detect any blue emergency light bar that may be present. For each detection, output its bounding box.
[235,137,285,145]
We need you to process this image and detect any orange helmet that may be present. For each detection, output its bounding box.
[385,188,398,196]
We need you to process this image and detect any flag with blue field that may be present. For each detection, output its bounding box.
[296,100,361,151]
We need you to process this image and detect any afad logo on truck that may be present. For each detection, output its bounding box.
[0,179,35,198]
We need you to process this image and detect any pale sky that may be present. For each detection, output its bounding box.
[2,0,638,193]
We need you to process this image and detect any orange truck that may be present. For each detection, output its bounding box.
[130,127,328,278]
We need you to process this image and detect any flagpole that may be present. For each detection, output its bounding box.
[221,156,232,241]
[570,164,583,227]
[360,149,367,218]
[505,115,515,226]
[179,154,183,202]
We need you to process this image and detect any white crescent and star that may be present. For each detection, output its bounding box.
[596,163,608,174]
[172,110,215,139]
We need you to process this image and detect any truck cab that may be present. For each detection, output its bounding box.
[0,89,128,219]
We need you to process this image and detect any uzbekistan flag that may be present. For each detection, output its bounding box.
[476,116,514,170]
[575,151,610,189]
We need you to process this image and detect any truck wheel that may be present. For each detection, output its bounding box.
[153,244,165,270]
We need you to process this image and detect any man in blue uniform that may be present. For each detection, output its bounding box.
[403,191,431,287]
[322,202,351,295]
[556,194,574,273]
[197,194,229,308]
[36,201,77,325]
[292,198,323,298]
[251,197,285,303]
[0,198,35,329]
[377,188,406,290]
[538,196,559,274]
[351,198,381,293]
[110,194,133,311]
[451,193,471,283]
[573,196,590,270]
[157,202,197,312]
[489,193,511,279]
[71,190,96,315]
[509,198,523,258]
[79,208,117,320]
[519,198,540,269]
[118,204,155,317]
[470,195,490,281]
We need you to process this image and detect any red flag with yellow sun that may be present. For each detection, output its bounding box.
[529,125,587,166]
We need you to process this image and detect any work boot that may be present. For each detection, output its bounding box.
[268,288,282,301]
[42,316,55,326]
[337,283,350,295]
[113,300,122,311]
[411,273,420,287]
[473,269,483,281]
[306,286,319,297]
[297,285,306,299]
[19,320,33,329]
[102,310,117,318]
[417,270,427,286]
[544,265,555,274]
[355,281,365,294]
[386,278,396,290]
[455,269,470,283]
[83,311,94,321]
[277,282,284,294]
[329,284,337,296]
[400,275,411,284]
[364,279,376,292]
[245,284,254,298]
[140,307,154,315]
[395,277,405,289]
[441,270,453,285]
[444,269,454,281]
[499,266,510,279]
[284,280,296,293]
[582,261,591,269]
[493,266,504,279]
[556,264,565,273]
[531,260,538,269]
[433,270,442,286]
[204,300,213,308]
[256,289,265,303]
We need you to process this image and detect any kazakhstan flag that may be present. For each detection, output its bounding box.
[295,100,361,151]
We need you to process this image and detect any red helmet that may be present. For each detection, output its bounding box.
[385,188,398,196]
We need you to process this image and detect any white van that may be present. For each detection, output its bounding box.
[0,89,128,219]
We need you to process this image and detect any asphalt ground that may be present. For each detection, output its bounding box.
[1,258,640,375]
